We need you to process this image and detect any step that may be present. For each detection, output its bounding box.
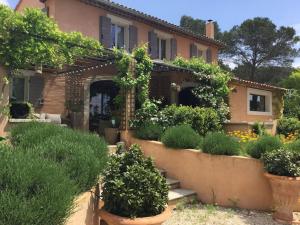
[168,188,197,206]
[166,178,180,190]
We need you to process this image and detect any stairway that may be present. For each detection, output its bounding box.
[159,169,197,207]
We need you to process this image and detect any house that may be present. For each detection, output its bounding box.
[7,0,285,134]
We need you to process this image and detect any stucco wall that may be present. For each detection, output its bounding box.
[0,66,9,136]
[126,135,300,211]
[42,0,218,63]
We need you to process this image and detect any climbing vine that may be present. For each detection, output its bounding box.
[114,44,153,108]
[0,5,103,72]
[172,57,232,122]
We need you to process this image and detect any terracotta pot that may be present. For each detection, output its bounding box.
[99,207,172,225]
[264,173,300,224]
[104,128,119,145]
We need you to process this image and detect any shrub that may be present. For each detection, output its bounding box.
[161,125,202,149]
[102,144,168,218]
[9,102,33,119]
[251,122,266,136]
[277,117,300,137]
[246,135,282,159]
[158,105,222,136]
[0,145,76,225]
[11,122,108,192]
[134,121,163,140]
[285,139,300,153]
[202,132,241,156]
[262,148,300,177]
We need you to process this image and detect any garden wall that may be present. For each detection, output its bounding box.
[0,66,9,136]
[126,134,300,211]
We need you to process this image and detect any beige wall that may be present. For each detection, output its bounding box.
[126,135,300,211]
[0,66,9,136]
[17,0,219,63]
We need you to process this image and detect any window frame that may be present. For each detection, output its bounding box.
[247,88,272,116]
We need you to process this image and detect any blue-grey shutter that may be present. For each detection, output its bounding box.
[206,47,212,63]
[99,16,112,48]
[190,43,197,58]
[148,31,158,59]
[170,38,177,60]
[129,25,138,52]
[29,76,44,107]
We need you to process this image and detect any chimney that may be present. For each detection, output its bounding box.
[205,20,215,39]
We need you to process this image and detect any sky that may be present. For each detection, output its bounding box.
[2,0,300,66]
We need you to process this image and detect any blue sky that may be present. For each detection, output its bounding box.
[2,0,300,66]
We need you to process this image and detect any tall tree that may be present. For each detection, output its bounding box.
[222,17,299,81]
[180,15,222,40]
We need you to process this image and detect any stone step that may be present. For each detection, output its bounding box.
[166,178,180,190]
[168,188,197,206]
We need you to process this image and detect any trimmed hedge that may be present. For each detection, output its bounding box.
[246,135,282,159]
[11,122,108,192]
[277,117,300,137]
[0,145,76,225]
[202,132,241,156]
[134,121,163,141]
[158,105,222,136]
[161,125,202,149]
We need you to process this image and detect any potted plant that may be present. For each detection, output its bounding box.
[262,148,300,224]
[100,144,171,225]
[104,116,120,145]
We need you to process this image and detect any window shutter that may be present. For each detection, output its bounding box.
[170,38,177,60]
[129,25,138,52]
[148,31,158,59]
[206,47,212,63]
[99,16,112,48]
[29,76,44,107]
[190,43,197,58]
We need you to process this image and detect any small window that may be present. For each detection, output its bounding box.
[250,94,266,112]
[111,24,125,49]
[247,88,272,115]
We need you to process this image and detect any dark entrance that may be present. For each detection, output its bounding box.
[89,80,119,132]
[178,87,200,107]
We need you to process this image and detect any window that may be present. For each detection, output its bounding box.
[157,38,167,60]
[247,88,272,115]
[111,24,125,49]
[250,94,266,112]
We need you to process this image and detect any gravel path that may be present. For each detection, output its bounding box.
[163,203,285,225]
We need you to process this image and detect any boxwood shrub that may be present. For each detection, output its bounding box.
[102,144,168,218]
[161,125,203,149]
[158,105,222,136]
[202,132,241,156]
[0,145,76,225]
[262,148,300,177]
[246,135,282,159]
[134,121,163,141]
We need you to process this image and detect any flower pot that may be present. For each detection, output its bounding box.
[104,127,119,145]
[99,207,172,225]
[264,173,300,224]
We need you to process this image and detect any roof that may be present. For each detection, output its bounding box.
[75,0,224,48]
[230,77,286,92]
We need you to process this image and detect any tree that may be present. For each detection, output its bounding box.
[180,15,222,40]
[222,17,299,81]
[280,69,300,119]
[0,5,103,72]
